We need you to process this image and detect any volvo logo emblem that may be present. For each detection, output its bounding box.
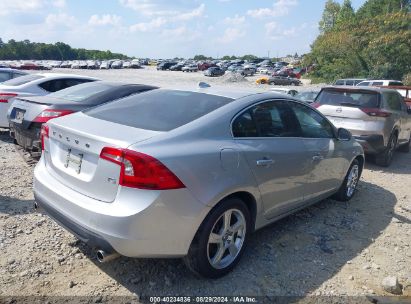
[75,140,79,144]
[336,107,342,113]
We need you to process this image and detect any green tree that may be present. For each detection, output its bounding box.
[336,0,355,28]
[319,0,341,33]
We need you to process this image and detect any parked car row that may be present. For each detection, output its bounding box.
[0,59,147,70]
[155,59,304,79]
[0,73,98,128]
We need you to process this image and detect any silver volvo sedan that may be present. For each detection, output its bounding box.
[33,86,364,278]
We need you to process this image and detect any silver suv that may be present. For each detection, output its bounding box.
[314,86,411,166]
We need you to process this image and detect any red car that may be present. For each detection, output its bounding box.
[18,63,50,70]
[198,62,217,71]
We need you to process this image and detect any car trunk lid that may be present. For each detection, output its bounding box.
[44,112,162,203]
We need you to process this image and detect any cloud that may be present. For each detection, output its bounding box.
[247,0,298,18]
[52,0,66,8]
[120,0,205,21]
[129,17,167,32]
[218,28,246,43]
[0,0,44,15]
[89,14,122,26]
[45,13,77,28]
[173,4,205,21]
[223,14,245,26]
[265,21,308,40]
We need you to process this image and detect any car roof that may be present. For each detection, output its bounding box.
[322,85,399,93]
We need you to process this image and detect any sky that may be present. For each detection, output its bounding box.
[0,0,367,58]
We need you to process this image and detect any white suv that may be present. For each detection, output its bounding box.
[356,80,403,86]
[314,86,411,166]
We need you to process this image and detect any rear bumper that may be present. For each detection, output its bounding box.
[9,122,41,152]
[33,157,210,258]
[353,134,385,154]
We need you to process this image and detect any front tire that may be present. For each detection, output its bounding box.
[398,135,410,153]
[183,198,251,278]
[375,134,397,167]
[332,159,361,202]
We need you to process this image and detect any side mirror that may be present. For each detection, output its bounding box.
[337,128,352,141]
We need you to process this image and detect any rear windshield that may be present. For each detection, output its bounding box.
[2,74,44,86]
[316,89,380,108]
[49,82,113,102]
[85,89,233,131]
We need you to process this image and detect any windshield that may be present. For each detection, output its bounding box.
[49,82,113,102]
[2,74,44,86]
[316,89,380,108]
[85,89,233,131]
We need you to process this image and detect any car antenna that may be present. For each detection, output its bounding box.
[198,82,211,88]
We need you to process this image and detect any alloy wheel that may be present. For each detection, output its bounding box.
[346,164,359,197]
[207,209,246,269]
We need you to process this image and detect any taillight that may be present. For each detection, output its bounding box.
[311,102,321,108]
[99,147,185,190]
[33,109,74,123]
[40,124,49,151]
[360,108,391,117]
[0,93,18,103]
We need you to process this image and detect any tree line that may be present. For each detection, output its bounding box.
[304,0,411,83]
[0,39,129,60]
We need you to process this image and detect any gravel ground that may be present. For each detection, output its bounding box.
[0,68,410,303]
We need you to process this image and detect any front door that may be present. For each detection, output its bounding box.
[232,100,312,218]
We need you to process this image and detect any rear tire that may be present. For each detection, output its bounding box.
[332,159,361,202]
[375,134,397,167]
[398,135,410,153]
[183,198,251,279]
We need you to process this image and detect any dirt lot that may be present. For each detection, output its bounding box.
[0,68,410,303]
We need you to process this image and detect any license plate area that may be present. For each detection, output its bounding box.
[14,109,25,123]
[64,148,83,174]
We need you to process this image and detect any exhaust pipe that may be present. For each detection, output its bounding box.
[96,249,120,263]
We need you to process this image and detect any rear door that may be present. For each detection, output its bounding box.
[383,91,411,144]
[233,100,311,218]
[289,102,344,199]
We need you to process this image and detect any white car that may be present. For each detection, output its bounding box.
[0,73,98,127]
[356,79,403,86]
[269,88,299,97]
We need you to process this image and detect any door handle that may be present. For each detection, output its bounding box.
[256,159,274,166]
[312,155,324,161]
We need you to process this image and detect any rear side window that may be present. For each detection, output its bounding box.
[345,80,354,86]
[384,92,402,111]
[334,80,345,85]
[358,81,370,86]
[316,89,380,108]
[233,101,301,138]
[2,74,44,86]
[85,89,233,131]
[372,81,383,86]
[389,81,403,86]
